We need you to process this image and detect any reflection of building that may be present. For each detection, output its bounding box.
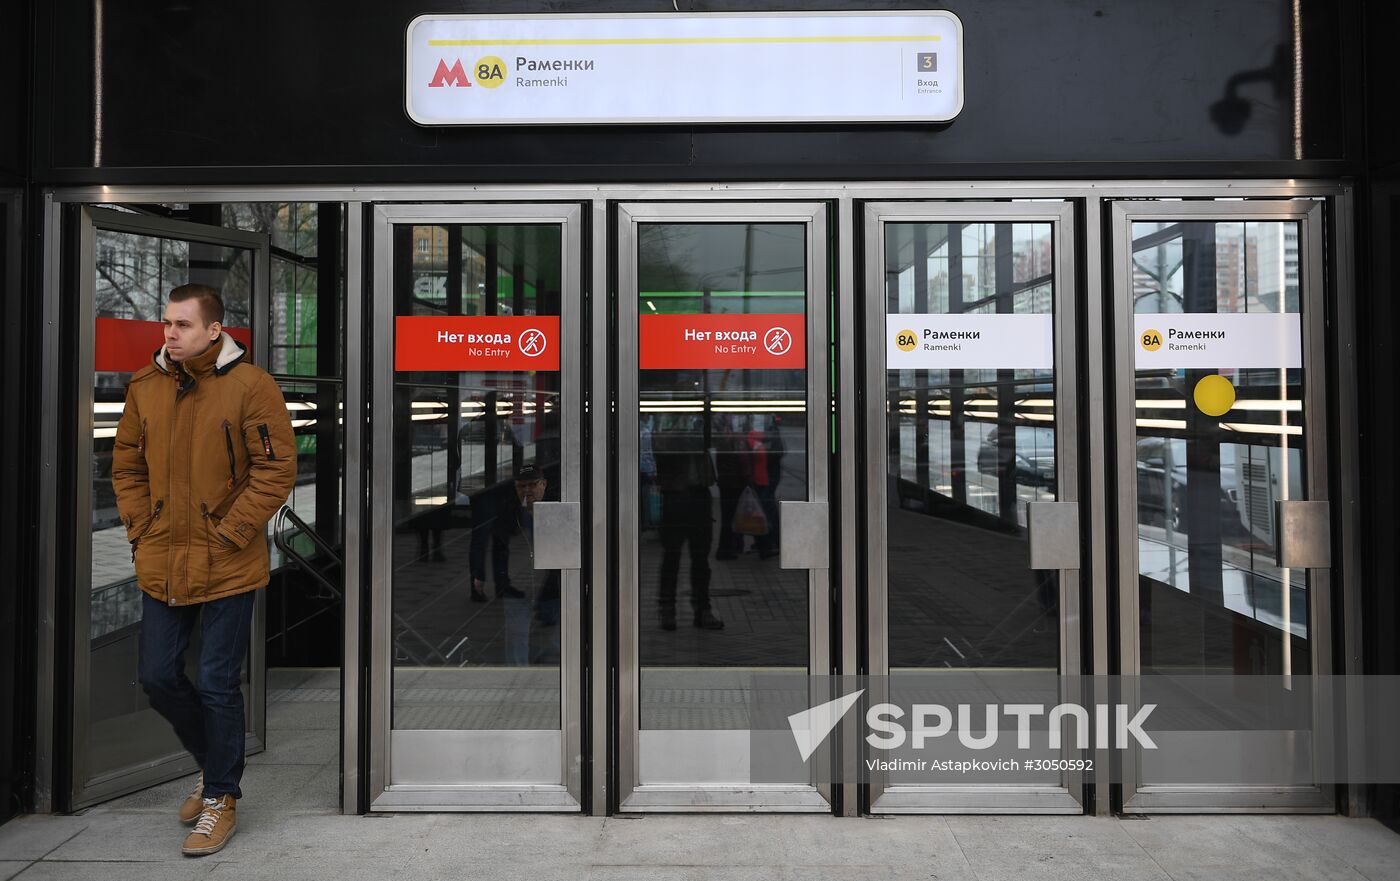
[895,224,1054,315]
[411,225,449,268]
[1213,232,1253,311]
[1255,222,1301,311]
[1131,224,1300,314]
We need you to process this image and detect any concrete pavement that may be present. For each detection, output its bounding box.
[3,808,1399,880]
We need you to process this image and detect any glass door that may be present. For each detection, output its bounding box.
[1111,199,1332,811]
[72,207,270,809]
[863,202,1083,812]
[368,204,584,810]
[616,202,831,812]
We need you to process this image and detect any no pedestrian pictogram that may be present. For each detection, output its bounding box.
[519,328,548,357]
[764,326,793,356]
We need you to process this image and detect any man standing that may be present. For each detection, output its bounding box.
[111,284,296,857]
[469,464,562,662]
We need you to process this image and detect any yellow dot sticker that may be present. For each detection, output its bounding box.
[474,56,508,88]
[895,329,918,352]
[1193,374,1236,417]
[1140,329,1163,352]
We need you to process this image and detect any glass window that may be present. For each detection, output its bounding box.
[1131,220,1307,675]
[884,221,1059,671]
[635,222,808,735]
[390,224,564,731]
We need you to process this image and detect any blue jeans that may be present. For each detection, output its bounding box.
[138,591,257,799]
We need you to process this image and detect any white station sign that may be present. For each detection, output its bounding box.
[406,12,964,126]
[1133,313,1302,369]
[886,314,1054,370]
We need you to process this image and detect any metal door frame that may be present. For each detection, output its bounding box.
[33,181,1358,820]
[1109,198,1333,813]
[367,202,585,811]
[615,201,832,812]
[70,206,271,809]
[863,201,1083,814]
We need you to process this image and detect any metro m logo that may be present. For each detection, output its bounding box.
[428,59,472,88]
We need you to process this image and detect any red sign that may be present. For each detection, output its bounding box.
[95,318,252,374]
[428,59,472,88]
[639,313,805,370]
[395,315,561,372]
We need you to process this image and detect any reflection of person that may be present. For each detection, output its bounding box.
[639,415,659,529]
[654,416,725,631]
[111,284,296,857]
[469,465,562,661]
[713,416,747,560]
[749,416,783,560]
[468,481,526,604]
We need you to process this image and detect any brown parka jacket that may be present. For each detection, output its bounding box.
[111,333,297,606]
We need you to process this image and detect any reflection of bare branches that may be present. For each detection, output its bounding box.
[91,205,325,329]
[94,232,176,320]
[221,202,321,330]
[95,262,144,318]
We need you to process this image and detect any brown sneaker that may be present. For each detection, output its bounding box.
[178,773,204,825]
[182,794,236,856]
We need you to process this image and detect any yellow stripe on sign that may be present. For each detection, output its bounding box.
[428,35,943,47]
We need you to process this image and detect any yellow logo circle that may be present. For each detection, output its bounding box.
[1140,329,1163,352]
[474,56,508,88]
[1193,374,1237,417]
[895,330,918,352]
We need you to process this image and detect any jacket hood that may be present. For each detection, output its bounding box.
[153,332,246,376]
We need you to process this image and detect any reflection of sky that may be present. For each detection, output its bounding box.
[1138,535,1308,639]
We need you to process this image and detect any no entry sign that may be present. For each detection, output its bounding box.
[395,315,561,371]
[639,313,805,370]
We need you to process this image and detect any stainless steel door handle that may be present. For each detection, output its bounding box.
[1275,500,1331,568]
[1027,501,1080,570]
[779,501,829,569]
[531,502,582,570]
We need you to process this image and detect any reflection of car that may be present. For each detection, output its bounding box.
[975,427,1055,488]
[1135,437,1246,533]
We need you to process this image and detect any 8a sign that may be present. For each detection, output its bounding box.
[1131,313,1302,369]
[474,56,508,88]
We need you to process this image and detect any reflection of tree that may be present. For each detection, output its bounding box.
[224,203,320,373]
[96,260,152,319]
[94,232,185,321]
[93,203,320,327]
